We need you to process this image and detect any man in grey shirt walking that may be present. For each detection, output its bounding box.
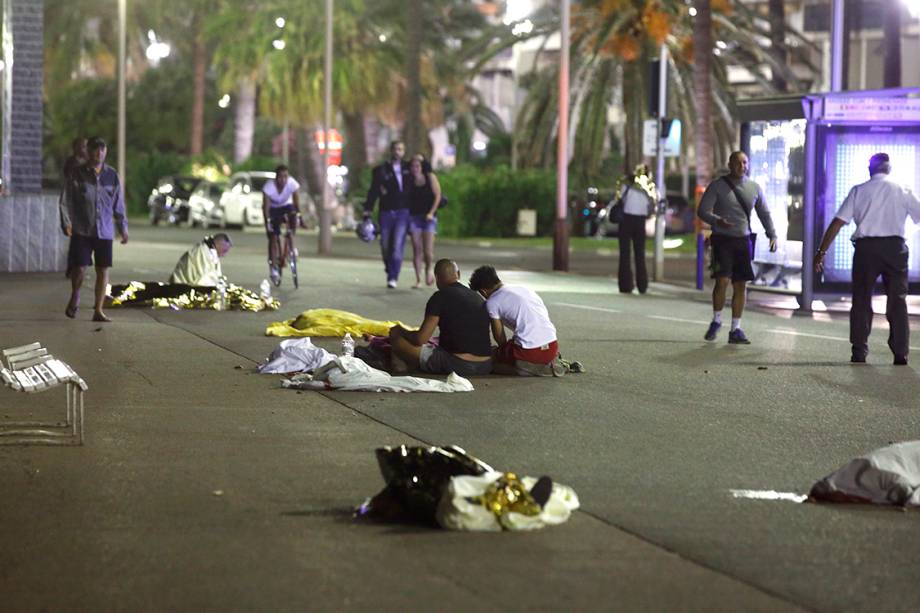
[697,151,777,344]
[59,137,129,322]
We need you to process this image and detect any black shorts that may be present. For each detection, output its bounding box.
[710,234,754,282]
[268,205,297,236]
[68,234,113,268]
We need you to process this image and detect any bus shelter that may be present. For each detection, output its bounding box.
[738,88,920,309]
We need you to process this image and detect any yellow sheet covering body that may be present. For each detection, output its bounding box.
[266,308,416,338]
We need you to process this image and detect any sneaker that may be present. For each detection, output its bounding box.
[270,267,281,287]
[728,328,751,344]
[851,351,867,363]
[704,321,721,341]
[386,280,397,289]
[894,355,909,366]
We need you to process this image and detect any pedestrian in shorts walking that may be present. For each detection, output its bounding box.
[697,151,777,344]
[59,137,128,322]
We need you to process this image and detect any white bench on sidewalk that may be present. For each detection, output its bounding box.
[0,342,87,446]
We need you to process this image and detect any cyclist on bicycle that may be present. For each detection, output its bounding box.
[262,164,301,285]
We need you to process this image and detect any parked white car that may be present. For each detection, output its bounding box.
[186,180,228,228]
[221,171,273,228]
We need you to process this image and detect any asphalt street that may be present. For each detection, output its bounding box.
[2,224,919,612]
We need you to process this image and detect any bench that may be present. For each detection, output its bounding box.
[0,342,87,446]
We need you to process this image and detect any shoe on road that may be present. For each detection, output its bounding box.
[387,280,397,289]
[704,321,721,341]
[851,352,868,363]
[728,328,751,344]
[894,355,909,366]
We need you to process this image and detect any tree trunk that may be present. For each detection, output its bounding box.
[404,0,425,155]
[300,126,325,205]
[621,61,643,173]
[342,111,367,191]
[692,0,714,191]
[767,0,787,92]
[190,19,207,156]
[883,2,902,88]
[233,76,256,164]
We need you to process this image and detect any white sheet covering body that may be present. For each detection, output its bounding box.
[282,356,474,393]
[258,339,337,374]
[435,472,580,531]
[169,240,223,286]
[811,440,920,506]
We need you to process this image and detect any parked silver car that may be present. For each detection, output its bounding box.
[220,171,273,228]
[186,180,228,228]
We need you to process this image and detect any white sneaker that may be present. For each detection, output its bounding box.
[386,280,397,289]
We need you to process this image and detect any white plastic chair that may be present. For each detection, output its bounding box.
[0,342,87,445]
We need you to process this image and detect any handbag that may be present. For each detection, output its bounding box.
[609,185,628,224]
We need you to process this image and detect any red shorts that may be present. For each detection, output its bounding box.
[494,340,558,365]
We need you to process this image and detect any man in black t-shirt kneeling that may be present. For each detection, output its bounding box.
[389,259,493,377]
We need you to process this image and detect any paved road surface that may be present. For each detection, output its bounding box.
[2,225,918,612]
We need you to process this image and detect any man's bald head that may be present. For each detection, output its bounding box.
[434,259,459,288]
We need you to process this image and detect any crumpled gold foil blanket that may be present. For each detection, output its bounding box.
[110,281,279,312]
[474,472,541,519]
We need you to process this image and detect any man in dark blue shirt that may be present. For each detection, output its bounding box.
[363,140,410,288]
[59,137,129,322]
[388,259,493,377]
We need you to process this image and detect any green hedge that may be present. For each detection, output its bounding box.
[436,165,556,238]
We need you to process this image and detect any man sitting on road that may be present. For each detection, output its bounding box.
[169,233,233,286]
[388,259,493,377]
[468,265,561,376]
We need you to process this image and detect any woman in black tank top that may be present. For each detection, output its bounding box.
[407,155,442,287]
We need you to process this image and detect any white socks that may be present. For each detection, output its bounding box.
[731,318,741,331]
[712,311,722,324]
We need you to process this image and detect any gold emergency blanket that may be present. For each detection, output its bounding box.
[265,308,415,338]
[475,472,542,520]
[109,281,279,312]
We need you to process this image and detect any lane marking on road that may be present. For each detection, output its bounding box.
[647,315,709,325]
[554,302,620,314]
[769,328,920,351]
[730,489,807,503]
[767,329,846,342]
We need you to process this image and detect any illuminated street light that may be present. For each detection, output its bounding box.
[378,33,387,43]
[272,39,286,50]
[218,94,230,109]
[512,19,533,36]
[275,17,286,28]
[905,0,919,18]
[689,6,697,17]
[504,0,534,25]
[145,30,170,63]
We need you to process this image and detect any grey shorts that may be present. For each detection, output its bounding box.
[419,345,493,377]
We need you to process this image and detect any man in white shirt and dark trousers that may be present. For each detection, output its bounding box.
[697,151,777,344]
[815,152,920,365]
[617,171,654,294]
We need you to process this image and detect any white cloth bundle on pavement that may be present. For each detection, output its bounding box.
[258,339,337,374]
[436,472,580,531]
[282,355,474,393]
[810,440,920,506]
[169,240,223,286]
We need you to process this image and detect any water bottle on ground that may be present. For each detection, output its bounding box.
[341,333,355,357]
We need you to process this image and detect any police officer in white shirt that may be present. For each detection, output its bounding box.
[815,152,920,365]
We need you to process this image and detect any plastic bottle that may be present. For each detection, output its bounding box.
[259,279,272,303]
[341,333,355,357]
[217,282,228,311]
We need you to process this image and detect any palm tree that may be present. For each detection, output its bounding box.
[692,0,714,189]
[511,0,817,187]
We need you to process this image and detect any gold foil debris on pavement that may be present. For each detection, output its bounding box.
[474,472,541,519]
[110,282,279,312]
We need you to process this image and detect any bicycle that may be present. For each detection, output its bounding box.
[267,212,300,289]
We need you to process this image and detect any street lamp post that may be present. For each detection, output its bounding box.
[553,0,570,272]
[118,0,126,201]
[653,44,668,281]
[318,0,333,255]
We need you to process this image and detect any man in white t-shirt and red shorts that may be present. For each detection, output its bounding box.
[469,265,564,376]
[262,164,301,285]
